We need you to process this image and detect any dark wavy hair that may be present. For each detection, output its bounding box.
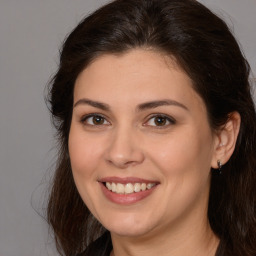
[47,0,256,255]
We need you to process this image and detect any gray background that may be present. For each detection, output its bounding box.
[0,0,255,255]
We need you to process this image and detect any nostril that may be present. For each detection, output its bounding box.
[106,157,144,169]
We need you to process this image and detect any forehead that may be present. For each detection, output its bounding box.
[75,50,189,90]
[74,49,205,112]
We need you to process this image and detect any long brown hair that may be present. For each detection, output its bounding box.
[47,0,256,255]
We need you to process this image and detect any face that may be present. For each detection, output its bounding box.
[69,49,218,238]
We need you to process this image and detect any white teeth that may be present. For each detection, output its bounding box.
[125,183,134,194]
[134,183,141,193]
[147,183,154,189]
[111,182,116,192]
[141,183,147,191]
[105,182,156,194]
[106,182,112,190]
[116,183,125,194]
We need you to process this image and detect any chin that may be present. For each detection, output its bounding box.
[100,214,157,238]
[108,225,153,238]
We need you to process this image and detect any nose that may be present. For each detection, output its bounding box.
[105,126,145,169]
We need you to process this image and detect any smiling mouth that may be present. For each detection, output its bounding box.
[103,182,157,194]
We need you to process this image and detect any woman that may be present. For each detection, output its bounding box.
[47,0,256,255]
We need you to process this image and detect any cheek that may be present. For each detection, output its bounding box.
[68,126,106,218]
[147,127,213,184]
[68,127,104,179]
[145,129,213,219]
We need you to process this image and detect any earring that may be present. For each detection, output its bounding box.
[217,160,222,174]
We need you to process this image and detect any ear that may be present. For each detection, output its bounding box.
[211,112,241,169]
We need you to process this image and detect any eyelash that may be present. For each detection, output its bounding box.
[80,113,176,128]
[144,114,176,128]
[80,114,110,126]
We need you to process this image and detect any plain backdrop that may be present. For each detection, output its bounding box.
[0,0,255,255]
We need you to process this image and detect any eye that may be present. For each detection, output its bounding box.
[81,114,110,126]
[145,115,175,127]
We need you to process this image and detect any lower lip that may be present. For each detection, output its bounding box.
[100,183,158,205]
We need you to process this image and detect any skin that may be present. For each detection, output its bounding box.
[68,49,239,256]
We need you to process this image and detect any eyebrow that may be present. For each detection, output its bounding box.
[137,100,188,111]
[73,98,110,111]
[73,98,188,111]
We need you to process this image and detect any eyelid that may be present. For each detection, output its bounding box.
[79,113,176,128]
[143,114,176,127]
[80,113,111,126]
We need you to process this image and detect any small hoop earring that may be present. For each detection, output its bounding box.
[217,160,222,174]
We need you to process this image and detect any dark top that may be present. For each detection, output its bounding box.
[77,231,112,256]
[77,231,224,256]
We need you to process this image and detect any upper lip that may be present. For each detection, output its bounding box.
[98,176,159,184]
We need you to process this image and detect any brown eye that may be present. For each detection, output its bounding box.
[82,115,109,126]
[154,116,167,126]
[145,115,176,127]
[92,116,105,125]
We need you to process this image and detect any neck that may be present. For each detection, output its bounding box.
[110,215,219,256]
